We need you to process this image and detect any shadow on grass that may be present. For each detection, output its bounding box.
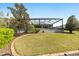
[60,32,74,34]
[1,53,13,56]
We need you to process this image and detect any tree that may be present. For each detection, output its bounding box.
[7,3,35,33]
[65,15,78,33]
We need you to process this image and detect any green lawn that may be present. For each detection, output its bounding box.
[14,31,79,56]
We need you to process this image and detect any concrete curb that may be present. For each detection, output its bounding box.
[11,34,31,56]
[11,37,19,56]
[11,34,79,56]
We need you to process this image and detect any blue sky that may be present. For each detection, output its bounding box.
[0,3,79,26]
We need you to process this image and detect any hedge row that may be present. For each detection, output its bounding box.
[0,28,14,48]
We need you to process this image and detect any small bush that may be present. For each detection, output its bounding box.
[27,24,36,33]
[27,24,40,33]
[35,28,40,33]
[0,28,14,48]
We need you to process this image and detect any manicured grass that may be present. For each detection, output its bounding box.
[14,31,79,56]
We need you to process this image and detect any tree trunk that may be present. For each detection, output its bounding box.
[69,30,72,33]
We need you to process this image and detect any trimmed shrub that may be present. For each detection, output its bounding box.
[35,28,40,33]
[0,28,14,48]
[27,24,36,33]
[27,24,40,33]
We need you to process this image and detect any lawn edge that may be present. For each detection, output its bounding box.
[11,37,19,56]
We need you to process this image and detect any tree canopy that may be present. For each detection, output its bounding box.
[65,15,78,33]
[8,3,36,34]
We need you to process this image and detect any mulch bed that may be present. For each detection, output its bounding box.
[0,41,12,56]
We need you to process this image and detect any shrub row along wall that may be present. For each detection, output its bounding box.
[0,28,14,48]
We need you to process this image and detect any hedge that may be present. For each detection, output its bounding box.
[0,28,14,48]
